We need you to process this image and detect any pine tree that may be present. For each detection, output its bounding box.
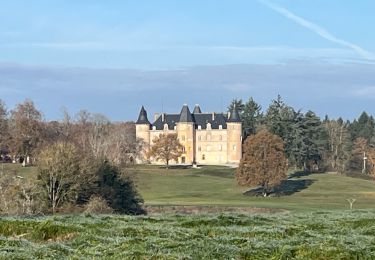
[227,99,245,116]
[242,97,262,138]
[302,111,326,170]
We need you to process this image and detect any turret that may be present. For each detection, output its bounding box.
[193,104,202,114]
[136,106,151,124]
[177,104,195,164]
[227,104,241,122]
[227,104,242,163]
[135,106,151,163]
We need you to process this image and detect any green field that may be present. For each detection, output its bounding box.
[129,165,375,212]
[1,163,375,259]
[1,211,375,259]
[2,163,375,212]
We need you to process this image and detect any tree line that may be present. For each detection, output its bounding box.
[0,99,144,215]
[229,95,375,175]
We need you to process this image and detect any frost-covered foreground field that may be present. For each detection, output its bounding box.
[1,211,375,259]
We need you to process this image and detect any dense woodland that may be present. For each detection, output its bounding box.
[0,96,374,215]
[228,95,375,176]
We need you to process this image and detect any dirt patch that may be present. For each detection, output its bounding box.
[145,205,288,215]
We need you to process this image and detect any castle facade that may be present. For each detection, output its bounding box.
[136,104,242,165]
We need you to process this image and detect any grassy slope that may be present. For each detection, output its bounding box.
[3,163,374,211]
[1,211,375,259]
[0,163,37,179]
[130,165,375,211]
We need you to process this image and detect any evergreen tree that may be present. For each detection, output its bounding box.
[242,97,262,138]
[265,95,298,165]
[349,112,375,142]
[302,111,326,170]
[227,99,245,116]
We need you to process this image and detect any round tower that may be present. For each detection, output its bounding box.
[176,104,195,164]
[227,105,242,163]
[135,106,151,163]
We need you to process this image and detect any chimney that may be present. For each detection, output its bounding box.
[228,112,231,119]
[154,113,160,122]
[162,113,165,122]
[212,112,215,121]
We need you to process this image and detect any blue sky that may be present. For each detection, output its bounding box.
[0,0,374,120]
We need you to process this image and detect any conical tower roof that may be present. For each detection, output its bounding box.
[228,104,241,122]
[193,104,202,114]
[136,106,150,124]
[179,104,194,122]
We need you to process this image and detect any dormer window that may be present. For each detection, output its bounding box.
[198,125,202,130]
[207,123,211,130]
[219,125,222,129]
[152,126,156,130]
[174,126,177,130]
[164,124,168,130]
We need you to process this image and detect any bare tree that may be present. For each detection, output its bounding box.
[0,100,9,158]
[324,120,351,173]
[9,99,43,163]
[37,142,81,214]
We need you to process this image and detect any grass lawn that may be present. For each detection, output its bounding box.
[0,163,37,179]
[2,163,374,212]
[1,211,375,259]
[129,165,375,212]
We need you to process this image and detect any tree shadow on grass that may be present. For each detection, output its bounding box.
[159,165,192,170]
[244,179,315,197]
[289,170,328,178]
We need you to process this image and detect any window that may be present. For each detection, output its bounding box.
[152,126,156,130]
[202,154,205,160]
[198,125,201,130]
[182,146,186,153]
[164,124,168,130]
[181,135,185,141]
[233,145,236,151]
[218,145,222,151]
[207,134,211,141]
[207,123,211,130]
[198,146,201,152]
[219,125,222,129]
[198,135,201,141]
[219,135,222,141]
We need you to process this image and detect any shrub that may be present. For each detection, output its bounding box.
[84,196,113,214]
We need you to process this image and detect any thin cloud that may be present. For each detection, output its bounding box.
[352,86,375,98]
[258,0,375,61]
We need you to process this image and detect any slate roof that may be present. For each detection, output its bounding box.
[179,104,194,122]
[228,105,241,122]
[136,106,151,124]
[138,104,241,130]
[193,104,202,114]
[152,113,229,130]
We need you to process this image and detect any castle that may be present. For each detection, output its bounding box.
[135,104,242,165]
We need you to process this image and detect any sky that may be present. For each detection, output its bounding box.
[0,0,374,121]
